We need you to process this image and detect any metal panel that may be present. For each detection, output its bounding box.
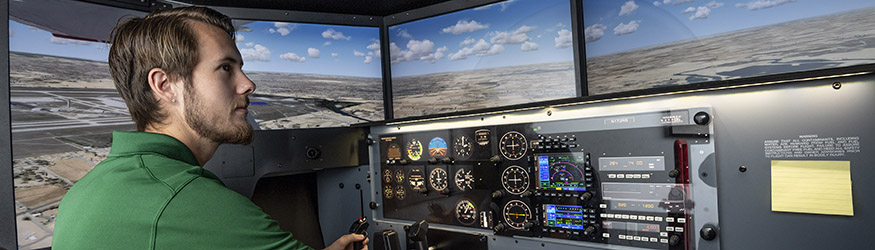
[316,165,372,248]
[1,0,18,248]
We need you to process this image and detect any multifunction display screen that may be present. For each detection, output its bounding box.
[537,153,587,191]
[544,204,584,230]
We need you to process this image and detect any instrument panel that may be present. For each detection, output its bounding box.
[375,108,719,250]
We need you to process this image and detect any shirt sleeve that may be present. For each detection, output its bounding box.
[154,177,316,250]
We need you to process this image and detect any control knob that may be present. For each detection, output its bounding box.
[399,159,410,165]
[441,157,455,164]
[491,190,504,199]
[669,235,681,246]
[428,158,439,164]
[580,191,593,201]
[584,226,596,236]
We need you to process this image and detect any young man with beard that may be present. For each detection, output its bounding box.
[52,7,366,250]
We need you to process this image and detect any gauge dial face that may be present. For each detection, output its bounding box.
[383,169,393,183]
[454,135,472,160]
[395,169,405,183]
[407,139,423,161]
[387,143,401,159]
[429,168,448,192]
[503,200,532,230]
[456,199,478,226]
[499,131,527,160]
[383,185,393,199]
[428,137,448,157]
[475,129,491,146]
[550,162,584,184]
[395,185,406,200]
[501,165,530,195]
[455,168,474,191]
[409,169,425,191]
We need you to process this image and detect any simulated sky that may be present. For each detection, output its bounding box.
[389,0,575,77]
[9,19,110,62]
[583,0,875,57]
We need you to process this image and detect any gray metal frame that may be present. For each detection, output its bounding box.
[1,0,17,248]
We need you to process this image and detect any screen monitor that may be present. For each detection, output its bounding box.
[582,0,875,95]
[234,20,383,129]
[389,0,577,119]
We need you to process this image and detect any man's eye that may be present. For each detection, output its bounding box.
[221,65,231,71]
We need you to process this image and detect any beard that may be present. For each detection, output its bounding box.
[184,87,254,145]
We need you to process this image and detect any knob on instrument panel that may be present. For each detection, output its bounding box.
[669,235,681,246]
[580,191,593,201]
[584,226,596,236]
[701,224,718,241]
[669,169,680,178]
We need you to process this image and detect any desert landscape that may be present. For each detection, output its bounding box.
[392,61,577,118]
[585,7,875,95]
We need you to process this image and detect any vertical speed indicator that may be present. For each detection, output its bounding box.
[499,131,527,160]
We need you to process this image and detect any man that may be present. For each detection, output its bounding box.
[52,7,367,250]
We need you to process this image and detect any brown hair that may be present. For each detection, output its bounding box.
[109,7,235,131]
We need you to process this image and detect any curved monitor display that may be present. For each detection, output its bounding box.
[583,0,875,95]
[389,0,577,119]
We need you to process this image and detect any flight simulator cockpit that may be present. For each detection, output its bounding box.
[2,0,875,249]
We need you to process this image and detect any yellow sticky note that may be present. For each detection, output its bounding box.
[771,160,853,216]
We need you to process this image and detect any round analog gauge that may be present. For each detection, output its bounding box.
[383,185,393,199]
[475,129,491,146]
[409,169,425,191]
[395,185,406,200]
[428,137,448,157]
[550,162,584,184]
[429,168,448,192]
[456,199,478,226]
[499,131,527,160]
[454,135,472,160]
[383,169,393,184]
[455,168,474,191]
[407,139,423,161]
[395,169,405,183]
[501,165,529,195]
[503,200,532,230]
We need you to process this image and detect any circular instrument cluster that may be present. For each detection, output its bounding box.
[455,168,474,191]
[429,168,449,192]
[499,131,527,160]
[428,137,448,157]
[456,199,478,226]
[501,165,529,195]
[407,139,423,161]
[453,135,472,160]
[503,200,532,230]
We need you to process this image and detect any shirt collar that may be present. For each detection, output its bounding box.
[108,131,200,167]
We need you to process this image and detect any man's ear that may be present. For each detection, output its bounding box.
[147,68,178,104]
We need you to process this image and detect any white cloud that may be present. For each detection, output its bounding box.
[235,34,245,42]
[736,0,794,10]
[689,6,711,20]
[613,21,640,36]
[397,29,413,39]
[441,20,489,34]
[490,25,535,45]
[323,41,332,46]
[331,53,339,57]
[653,1,662,6]
[364,56,373,64]
[683,7,696,13]
[707,1,724,8]
[50,36,92,46]
[272,22,293,36]
[420,46,448,63]
[367,42,380,51]
[584,24,607,43]
[280,52,306,62]
[664,0,672,4]
[308,48,320,58]
[555,29,573,48]
[672,0,694,5]
[460,38,475,47]
[547,23,567,32]
[354,50,366,57]
[245,42,255,47]
[322,28,351,40]
[237,26,253,32]
[499,0,517,11]
[521,41,538,51]
[448,39,504,61]
[620,1,639,16]
[240,44,271,62]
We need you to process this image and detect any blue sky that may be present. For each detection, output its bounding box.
[8,19,383,78]
[583,0,875,57]
[389,0,575,77]
[234,20,382,78]
[9,20,110,62]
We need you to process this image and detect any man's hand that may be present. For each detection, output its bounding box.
[324,233,369,250]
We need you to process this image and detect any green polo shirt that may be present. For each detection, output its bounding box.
[53,131,314,250]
